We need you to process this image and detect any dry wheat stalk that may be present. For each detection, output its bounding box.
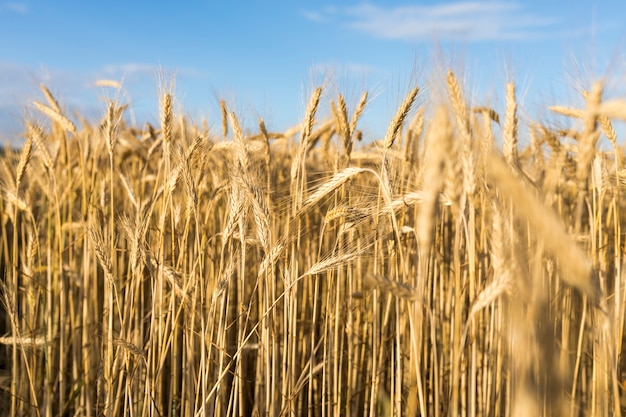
[485,153,600,300]
[404,107,424,162]
[4,189,30,214]
[418,106,450,254]
[503,82,518,166]
[576,81,603,186]
[118,172,139,210]
[468,204,515,321]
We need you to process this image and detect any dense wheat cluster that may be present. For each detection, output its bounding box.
[1,71,626,417]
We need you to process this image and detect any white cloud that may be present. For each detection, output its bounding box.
[305,1,560,42]
[100,63,159,77]
[310,62,379,77]
[300,10,327,23]
[98,63,208,83]
[3,2,28,14]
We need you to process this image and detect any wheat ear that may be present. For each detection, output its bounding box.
[33,101,76,134]
[384,86,419,150]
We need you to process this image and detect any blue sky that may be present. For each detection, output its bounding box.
[0,1,625,145]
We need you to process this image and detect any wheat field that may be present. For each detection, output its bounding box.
[0,71,625,416]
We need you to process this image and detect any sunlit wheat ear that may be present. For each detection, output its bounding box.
[598,113,617,143]
[324,206,368,225]
[33,101,76,134]
[577,81,603,186]
[219,99,228,137]
[384,86,419,150]
[472,107,498,167]
[349,91,368,137]
[15,124,35,192]
[39,83,61,112]
[446,70,469,132]
[160,92,173,160]
[103,101,123,157]
[228,110,251,176]
[549,105,583,119]
[300,167,365,211]
[118,214,144,272]
[258,118,271,167]
[246,184,271,251]
[485,153,601,300]
[290,86,322,187]
[336,94,350,150]
[446,69,476,202]
[28,121,47,157]
[87,215,115,288]
[301,248,367,277]
[580,88,619,147]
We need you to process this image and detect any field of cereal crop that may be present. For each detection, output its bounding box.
[1,71,626,416]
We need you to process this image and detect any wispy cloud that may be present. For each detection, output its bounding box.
[100,63,159,77]
[305,1,561,42]
[2,2,28,14]
[99,63,209,82]
[310,62,379,77]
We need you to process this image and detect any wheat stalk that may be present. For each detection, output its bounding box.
[502,82,518,166]
[485,153,600,300]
